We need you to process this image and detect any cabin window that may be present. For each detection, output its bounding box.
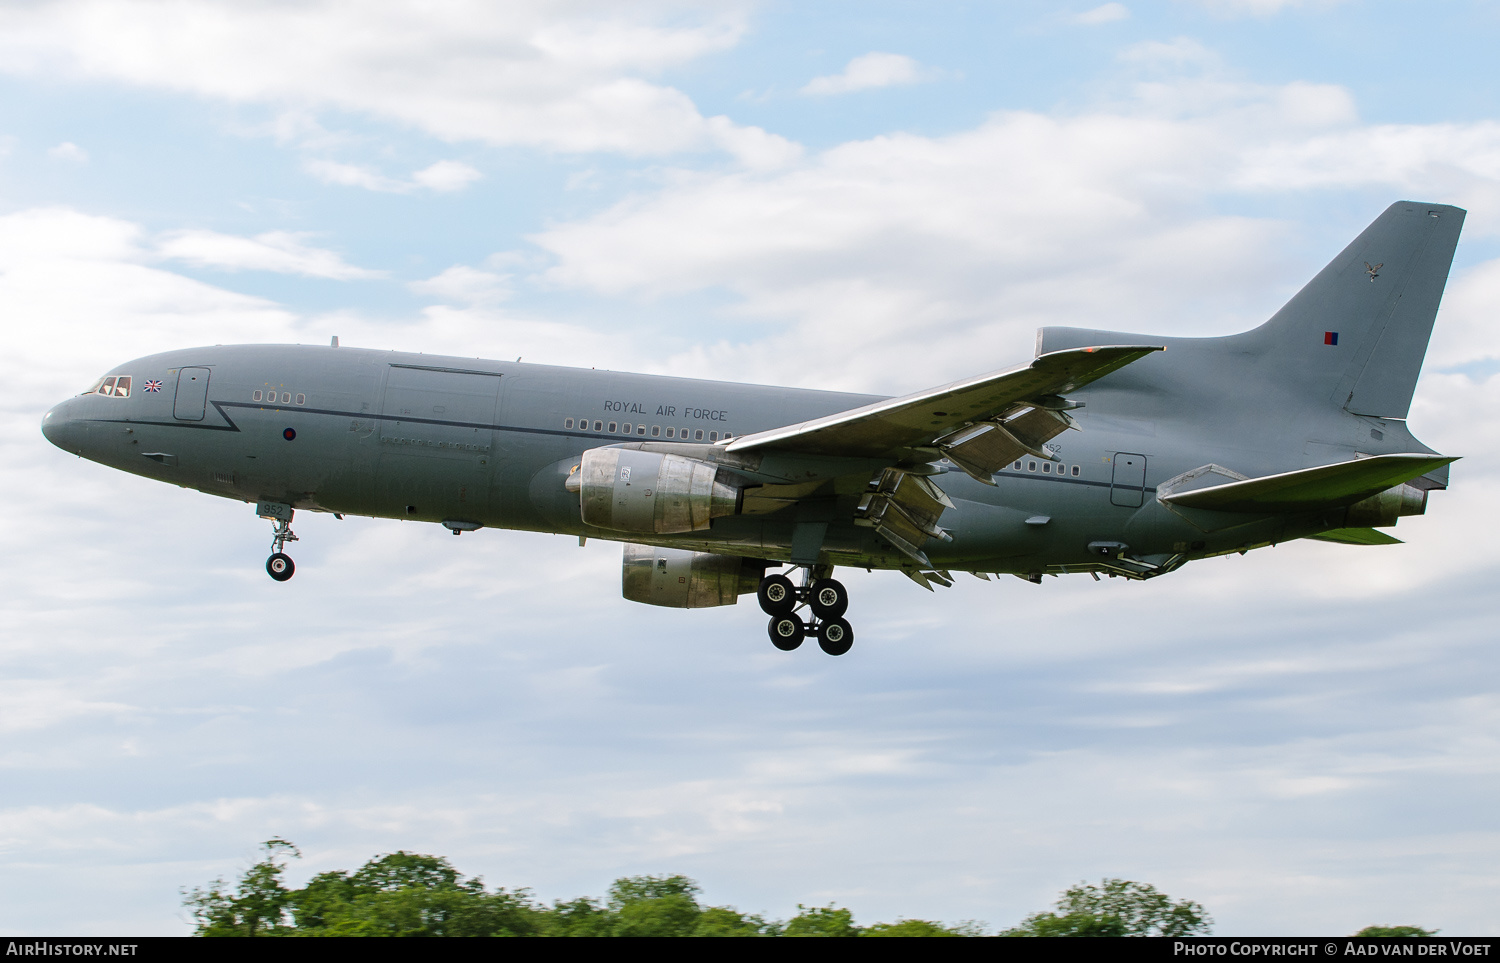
[1014,460,1022,470]
[253,390,263,402]
[622,423,631,434]
[1071,465,1080,476]
[665,427,675,438]
[722,432,732,440]
[593,420,603,431]
[651,426,661,437]
[564,418,574,429]
[296,393,305,405]
[1042,462,1051,473]
[280,392,290,404]
[608,422,617,433]
[695,429,704,441]
[1028,461,1037,472]
[709,431,718,442]
[637,425,646,435]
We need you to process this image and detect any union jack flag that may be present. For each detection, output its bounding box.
[143,379,163,392]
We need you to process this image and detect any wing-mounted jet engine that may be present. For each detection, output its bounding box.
[568,448,742,533]
[621,544,768,608]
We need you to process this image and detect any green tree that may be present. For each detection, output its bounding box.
[784,903,860,937]
[607,873,704,937]
[541,896,615,937]
[182,838,300,937]
[693,905,780,937]
[1003,879,1211,937]
[1354,925,1437,937]
[289,851,541,937]
[862,918,971,937]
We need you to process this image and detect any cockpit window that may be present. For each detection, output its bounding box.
[85,375,131,398]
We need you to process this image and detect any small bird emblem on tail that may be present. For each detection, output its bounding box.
[1365,261,1383,281]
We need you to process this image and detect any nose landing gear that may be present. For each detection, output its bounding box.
[758,568,854,655]
[258,503,299,582]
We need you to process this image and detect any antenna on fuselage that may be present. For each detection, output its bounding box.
[330,336,340,348]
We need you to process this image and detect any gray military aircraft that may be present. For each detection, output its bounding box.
[42,201,1461,656]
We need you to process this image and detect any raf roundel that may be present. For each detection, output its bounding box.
[283,427,296,441]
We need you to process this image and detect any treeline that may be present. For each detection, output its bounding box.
[181,840,1428,937]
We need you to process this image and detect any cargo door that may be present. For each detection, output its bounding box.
[378,364,501,520]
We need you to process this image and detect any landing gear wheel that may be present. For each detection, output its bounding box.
[816,617,854,656]
[758,573,797,615]
[808,578,849,619]
[768,613,805,650]
[266,553,295,582]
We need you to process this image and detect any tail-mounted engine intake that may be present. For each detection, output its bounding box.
[621,544,767,608]
[570,448,741,534]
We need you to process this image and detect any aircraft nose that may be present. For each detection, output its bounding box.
[41,398,85,453]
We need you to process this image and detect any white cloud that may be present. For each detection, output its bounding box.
[303,158,483,194]
[46,140,88,163]
[156,230,383,280]
[1119,37,1220,70]
[800,52,931,97]
[520,78,1500,488]
[303,159,404,193]
[410,160,483,193]
[0,1,792,165]
[1186,0,1349,15]
[1071,3,1130,25]
[408,265,512,305]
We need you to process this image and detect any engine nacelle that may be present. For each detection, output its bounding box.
[577,448,740,534]
[1345,483,1428,527]
[621,544,767,608]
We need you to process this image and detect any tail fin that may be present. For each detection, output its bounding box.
[1256,201,1464,419]
[1038,201,1465,421]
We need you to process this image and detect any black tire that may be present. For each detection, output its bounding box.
[808,578,849,619]
[266,552,295,582]
[816,617,854,656]
[757,573,797,615]
[768,613,805,651]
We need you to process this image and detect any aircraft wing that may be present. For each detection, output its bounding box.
[1161,453,1456,513]
[720,344,1162,568]
[724,345,1163,461]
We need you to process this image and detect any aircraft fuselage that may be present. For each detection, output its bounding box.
[41,341,1410,579]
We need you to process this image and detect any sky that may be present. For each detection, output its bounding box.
[3,0,1500,936]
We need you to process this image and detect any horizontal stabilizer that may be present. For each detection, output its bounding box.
[1308,527,1404,546]
[1161,453,1456,513]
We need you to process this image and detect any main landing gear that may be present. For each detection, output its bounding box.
[757,569,854,656]
[264,511,299,582]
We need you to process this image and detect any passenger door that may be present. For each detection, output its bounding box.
[1110,452,1148,508]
